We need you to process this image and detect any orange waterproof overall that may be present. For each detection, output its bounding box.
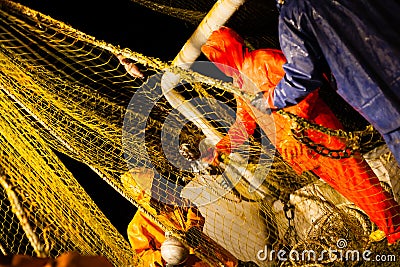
[201,27,400,244]
[127,209,212,267]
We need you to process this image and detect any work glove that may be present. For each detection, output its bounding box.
[250,92,273,115]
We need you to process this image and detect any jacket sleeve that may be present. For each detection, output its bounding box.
[201,27,256,154]
[215,97,256,154]
[273,2,326,108]
[201,26,245,76]
[127,211,166,254]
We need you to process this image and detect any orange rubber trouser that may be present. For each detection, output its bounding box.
[313,155,400,243]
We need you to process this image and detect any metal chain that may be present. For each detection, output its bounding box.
[277,110,377,159]
[283,202,298,245]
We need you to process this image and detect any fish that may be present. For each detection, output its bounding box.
[116,53,144,79]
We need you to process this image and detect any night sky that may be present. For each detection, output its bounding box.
[15,0,195,60]
[13,0,197,240]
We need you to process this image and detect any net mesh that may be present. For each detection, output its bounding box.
[1,0,399,266]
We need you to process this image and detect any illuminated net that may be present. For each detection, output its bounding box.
[1,0,399,266]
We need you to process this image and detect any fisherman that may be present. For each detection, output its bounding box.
[255,0,400,166]
[201,26,400,245]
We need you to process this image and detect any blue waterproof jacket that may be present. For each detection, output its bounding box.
[273,0,400,137]
[273,0,400,163]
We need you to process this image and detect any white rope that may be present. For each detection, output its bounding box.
[0,175,47,257]
[161,0,268,198]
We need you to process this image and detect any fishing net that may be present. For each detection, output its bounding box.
[1,0,399,266]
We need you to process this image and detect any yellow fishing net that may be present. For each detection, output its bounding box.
[1,0,399,266]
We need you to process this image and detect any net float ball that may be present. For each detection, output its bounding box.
[160,236,189,265]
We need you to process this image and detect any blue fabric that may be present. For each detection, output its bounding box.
[383,130,400,167]
[273,0,400,162]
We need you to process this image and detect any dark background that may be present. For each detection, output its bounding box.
[15,0,195,60]
[13,0,197,240]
